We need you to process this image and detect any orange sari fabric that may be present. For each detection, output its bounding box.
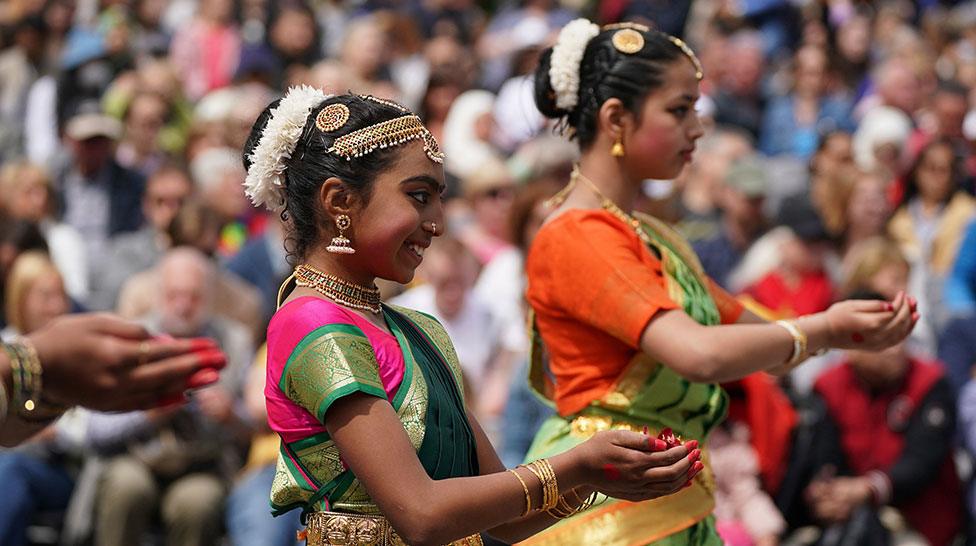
[526,210,744,416]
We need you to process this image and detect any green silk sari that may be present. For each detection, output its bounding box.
[268,303,479,520]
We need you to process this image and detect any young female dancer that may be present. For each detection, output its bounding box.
[520,19,918,545]
[244,88,701,546]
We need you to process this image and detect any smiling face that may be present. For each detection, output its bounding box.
[623,58,705,181]
[343,141,446,284]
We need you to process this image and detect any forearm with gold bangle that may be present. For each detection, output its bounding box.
[639,310,835,383]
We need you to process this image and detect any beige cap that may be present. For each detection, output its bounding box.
[65,112,122,141]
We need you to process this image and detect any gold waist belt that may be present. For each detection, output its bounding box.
[569,413,643,437]
[304,511,484,546]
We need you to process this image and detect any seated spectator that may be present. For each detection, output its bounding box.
[114,90,172,178]
[88,165,192,311]
[168,0,241,101]
[0,218,48,328]
[116,201,263,337]
[805,292,962,546]
[1,251,70,340]
[55,109,146,283]
[839,170,892,259]
[0,160,88,302]
[86,247,253,546]
[0,251,76,546]
[744,199,836,318]
[759,45,854,159]
[889,138,976,350]
[190,146,265,258]
[693,156,769,290]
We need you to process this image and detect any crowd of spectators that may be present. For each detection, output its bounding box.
[3,0,976,545]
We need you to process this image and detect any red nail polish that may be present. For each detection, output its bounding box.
[684,440,698,451]
[692,461,704,472]
[186,368,220,389]
[189,338,219,352]
[683,480,692,488]
[198,350,227,369]
[851,332,864,343]
[653,439,668,451]
[689,449,701,461]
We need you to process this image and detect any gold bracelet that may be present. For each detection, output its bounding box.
[532,460,558,510]
[3,339,63,422]
[547,489,597,519]
[523,459,559,511]
[507,469,532,516]
[774,319,808,367]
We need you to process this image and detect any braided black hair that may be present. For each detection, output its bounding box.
[534,26,688,149]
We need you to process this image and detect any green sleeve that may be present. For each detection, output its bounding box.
[279,323,386,423]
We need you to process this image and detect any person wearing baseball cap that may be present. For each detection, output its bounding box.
[693,156,769,289]
[57,105,145,297]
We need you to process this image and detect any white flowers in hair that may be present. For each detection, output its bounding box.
[549,18,601,111]
[244,85,331,211]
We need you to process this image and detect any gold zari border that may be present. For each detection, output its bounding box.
[305,511,483,546]
[514,482,714,546]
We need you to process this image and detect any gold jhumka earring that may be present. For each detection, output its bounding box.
[611,136,625,158]
[326,214,355,254]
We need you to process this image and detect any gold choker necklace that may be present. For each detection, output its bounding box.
[294,264,382,314]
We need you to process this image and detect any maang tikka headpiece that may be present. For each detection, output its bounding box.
[317,95,445,164]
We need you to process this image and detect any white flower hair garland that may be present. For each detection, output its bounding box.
[244,85,332,211]
[549,18,600,111]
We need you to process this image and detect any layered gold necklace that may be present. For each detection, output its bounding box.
[294,263,383,314]
[563,165,654,247]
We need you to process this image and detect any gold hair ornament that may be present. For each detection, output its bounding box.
[666,35,704,80]
[360,94,409,112]
[611,29,644,54]
[327,115,445,164]
[316,103,350,133]
[602,22,651,32]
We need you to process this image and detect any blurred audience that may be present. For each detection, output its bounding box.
[1,0,976,542]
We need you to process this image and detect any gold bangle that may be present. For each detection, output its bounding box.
[3,339,63,422]
[774,319,808,367]
[533,460,557,510]
[523,459,559,511]
[507,468,532,517]
[547,489,597,519]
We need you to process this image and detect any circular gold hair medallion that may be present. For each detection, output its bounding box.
[316,103,350,133]
[612,29,644,54]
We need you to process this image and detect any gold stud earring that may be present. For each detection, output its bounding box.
[326,214,356,254]
[611,137,625,158]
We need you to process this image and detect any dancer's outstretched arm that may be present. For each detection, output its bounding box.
[640,291,917,384]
